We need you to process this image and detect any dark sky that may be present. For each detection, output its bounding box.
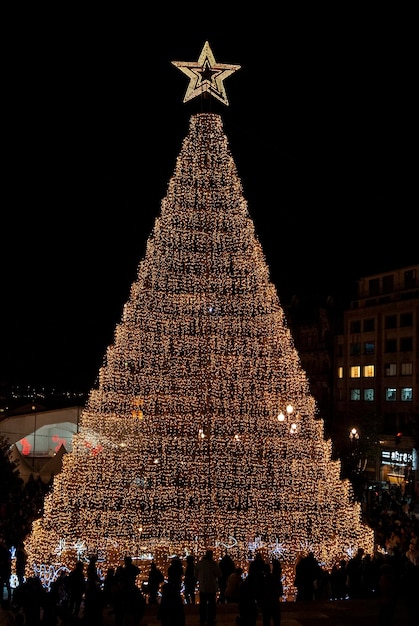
[2,8,417,392]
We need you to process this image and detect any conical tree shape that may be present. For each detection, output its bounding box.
[25,113,374,589]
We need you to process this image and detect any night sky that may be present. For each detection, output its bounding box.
[2,8,416,392]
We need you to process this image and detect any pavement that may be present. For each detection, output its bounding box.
[102,597,414,626]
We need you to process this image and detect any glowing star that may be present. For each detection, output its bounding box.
[172,41,240,106]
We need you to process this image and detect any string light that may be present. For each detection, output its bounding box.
[24,112,374,591]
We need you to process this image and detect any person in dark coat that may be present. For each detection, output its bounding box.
[0,539,12,603]
[238,571,259,626]
[183,555,197,605]
[67,560,86,619]
[14,543,27,588]
[218,552,235,604]
[157,580,185,626]
[147,561,164,604]
[167,557,184,592]
[259,561,283,626]
[294,552,320,602]
[112,556,145,626]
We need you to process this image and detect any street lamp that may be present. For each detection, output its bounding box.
[349,427,360,442]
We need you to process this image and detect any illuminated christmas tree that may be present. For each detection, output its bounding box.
[25,42,374,590]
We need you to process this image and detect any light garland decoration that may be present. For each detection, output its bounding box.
[24,45,374,593]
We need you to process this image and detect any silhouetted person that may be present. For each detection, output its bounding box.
[167,556,184,592]
[87,554,100,585]
[82,569,104,626]
[103,567,118,611]
[294,552,320,601]
[113,556,145,626]
[195,549,221,626]
[330,559,347,600]
[147,561,164,604]
[225,567,243,603]
[157,580,185,626]
[345,548,365,599]
[47,570,70,624]
[377,560,397,626]
[403,536,419,626]
[14,543,27,588]
[218,552,235,604]
[0,539,12,603]
[13,576,46,626]
[183,555,197,605]
[259,562,283,626]
[67,559,86,618]
[248,552,266,608]
[238,571,258,626]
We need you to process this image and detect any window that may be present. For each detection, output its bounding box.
[385,388,397,401]
[368,278,380,296]
[400,362,413,376]
[382,275,394,293]
[337,344,343,357]
[385,363,397,376]
[363,365,375,378]
[350,389,361,401]
[400,313,413,327]
[404,269,416,289]
[385,315,397,329]
[364,388,374,401]
[385,339,397,353]
[364,341,375,354]
[337,366,343,379]
[401,388,413,401]
[400,337,413,351]
[350,366,361,378]
[350,320,361,334]
[363,318,375,332]
[350,343,361,356]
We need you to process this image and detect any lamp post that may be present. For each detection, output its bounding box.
[348,427,368,504]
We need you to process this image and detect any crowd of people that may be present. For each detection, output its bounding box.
[1,489,418,626]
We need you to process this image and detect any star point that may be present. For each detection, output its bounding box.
[172,41,240,106]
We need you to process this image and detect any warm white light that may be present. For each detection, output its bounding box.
[25,112,374,592]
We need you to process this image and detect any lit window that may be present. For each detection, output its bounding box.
[385,363,397,376]
[385,388,397,401]
[401,388,413,401]
[363,365,375,378]
[337,366,343,379]
[350,366,361,378]
[364,342,375,355]
[350,389,361,401]
[400,363,413,376]
[364,389,374,401]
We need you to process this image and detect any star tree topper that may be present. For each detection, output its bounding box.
[172,41,240,106]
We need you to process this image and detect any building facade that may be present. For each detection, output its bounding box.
[334,264,418,496]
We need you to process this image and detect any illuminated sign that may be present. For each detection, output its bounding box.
[381,449,413,466]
